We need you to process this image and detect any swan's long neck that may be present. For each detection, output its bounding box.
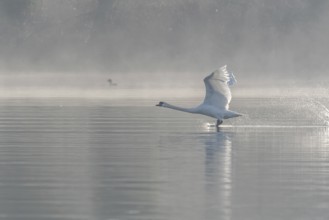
[162,102,197,114]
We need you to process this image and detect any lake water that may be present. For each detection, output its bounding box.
[0,97,328,220]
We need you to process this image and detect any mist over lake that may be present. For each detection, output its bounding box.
[0,1,329,220]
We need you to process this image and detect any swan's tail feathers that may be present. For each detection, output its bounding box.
[156,101,164,107]
[224,111,243,119]
[233,112,243,117]
[235,113,244,118]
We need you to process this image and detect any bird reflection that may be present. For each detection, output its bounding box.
[324,127,329,144]
[200,131,232,220]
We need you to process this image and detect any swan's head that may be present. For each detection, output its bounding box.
[156,101,167,107]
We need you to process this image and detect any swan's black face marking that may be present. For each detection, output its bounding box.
[156,101,164,107]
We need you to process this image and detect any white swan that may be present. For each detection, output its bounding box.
[156,65,242,127]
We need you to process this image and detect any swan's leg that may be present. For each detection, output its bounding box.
[216,120,223,132]
[216,119,223,127]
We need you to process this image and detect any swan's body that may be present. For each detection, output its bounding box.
[156,65,242,127]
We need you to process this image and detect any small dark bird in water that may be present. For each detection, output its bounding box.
[108,78,117,86]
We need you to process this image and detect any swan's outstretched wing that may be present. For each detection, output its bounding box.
[227,72,237,86]
[203,65,234,110]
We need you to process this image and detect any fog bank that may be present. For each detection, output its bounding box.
[0,0,328,97]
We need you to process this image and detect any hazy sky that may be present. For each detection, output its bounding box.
[0,0,328,97]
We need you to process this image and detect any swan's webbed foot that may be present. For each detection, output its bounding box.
[216,119,223,127]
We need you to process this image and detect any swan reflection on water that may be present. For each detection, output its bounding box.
[199,131,233,220]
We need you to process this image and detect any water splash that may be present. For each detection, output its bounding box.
[300,97,329,126]
[200,96,329,128]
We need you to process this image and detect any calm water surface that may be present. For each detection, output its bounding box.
[0,98,328,220]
